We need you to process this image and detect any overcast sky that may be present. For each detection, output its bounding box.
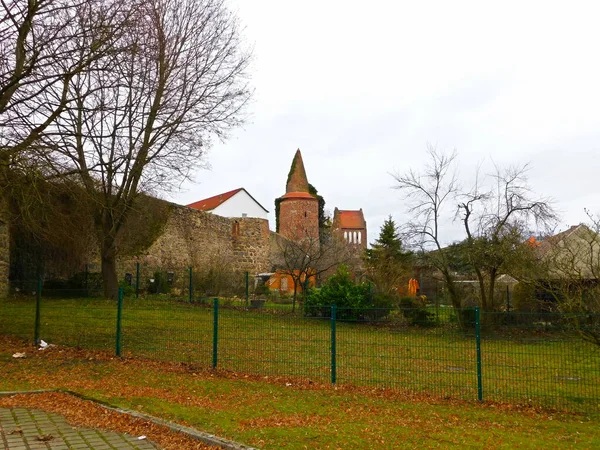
[173,0,600,246]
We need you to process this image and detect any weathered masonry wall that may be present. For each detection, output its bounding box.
[0,201,271,295]
[117,204,271,277]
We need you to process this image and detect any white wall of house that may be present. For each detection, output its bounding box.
[211,190,268,219]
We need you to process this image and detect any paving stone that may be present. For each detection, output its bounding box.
[0,407,160,449]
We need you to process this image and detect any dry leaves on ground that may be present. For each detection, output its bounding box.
[0,391,219,450]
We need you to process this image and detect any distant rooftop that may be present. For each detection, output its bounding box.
[334,209,366,229]
[187,188,268,213]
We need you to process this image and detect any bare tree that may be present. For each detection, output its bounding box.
[457,164,556,312]
[43,0,252,297]
[528,211,600,346]
[394,148,557,324]
[273,230,354,312]
[0,0,131,170]
[392,145,463,310]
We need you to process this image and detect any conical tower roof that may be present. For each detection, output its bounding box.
[286,149,310,193]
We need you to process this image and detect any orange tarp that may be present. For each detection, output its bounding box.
[407,278,420,296]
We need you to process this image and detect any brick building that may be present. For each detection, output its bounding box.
[277,149,320,243]
[333,208,367,249]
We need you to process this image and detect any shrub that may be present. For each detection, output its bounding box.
[254,283,269,298]
[147,271,172,294]
[42,271,103,297]
[512,282,538,312]
[304,265,390,321]
[193,268,246,298]
[118,279,136,297]
[453,308,477,328]
[399,296,436,327]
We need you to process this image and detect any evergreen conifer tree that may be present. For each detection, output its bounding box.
[365,216,412,294]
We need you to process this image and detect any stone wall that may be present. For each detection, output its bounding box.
[232,217,271,273]
[1,200,272,294]
[117,204,271,280]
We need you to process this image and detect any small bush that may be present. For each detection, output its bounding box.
[147,271,172,294]
[194,269,245,298]
[453,308,477,328]
[304,265,390,321]
[119,279,136,297]
[399,296,436,327]
[43,271,103,297]
[254,283,269,298]
[512,282,538,312]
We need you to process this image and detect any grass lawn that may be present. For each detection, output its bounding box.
[0,336,599,449]
[1,296,599,413]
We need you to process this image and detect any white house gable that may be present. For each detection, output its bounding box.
[212,190,268,219]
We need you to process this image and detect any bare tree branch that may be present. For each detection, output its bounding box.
[34,0,252,298]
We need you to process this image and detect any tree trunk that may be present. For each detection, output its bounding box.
[442,270,466,329]
[475,270,487,312]
[292,279,298,313]
[487,269,497,311]
[0,189,10,298]
[101,241,119,299]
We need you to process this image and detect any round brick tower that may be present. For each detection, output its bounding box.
[278,149,319,243]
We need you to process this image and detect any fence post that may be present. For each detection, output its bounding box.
[212,298,219,369]
[331,304,337,384]
[245,271,249,307]
[188,267,193,303]
[116,288,123,356]
[34,279,42,345]
[474,307,483,402]
[135,262,140,299]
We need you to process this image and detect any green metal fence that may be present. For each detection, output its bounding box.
[8,264,253,303]
[1,287,599,413]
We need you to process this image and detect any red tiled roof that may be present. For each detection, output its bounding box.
[187,188,243,211]
[280,192,317,200]
[336,210,365,229]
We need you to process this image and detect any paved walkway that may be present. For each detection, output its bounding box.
[0,407,159,449]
